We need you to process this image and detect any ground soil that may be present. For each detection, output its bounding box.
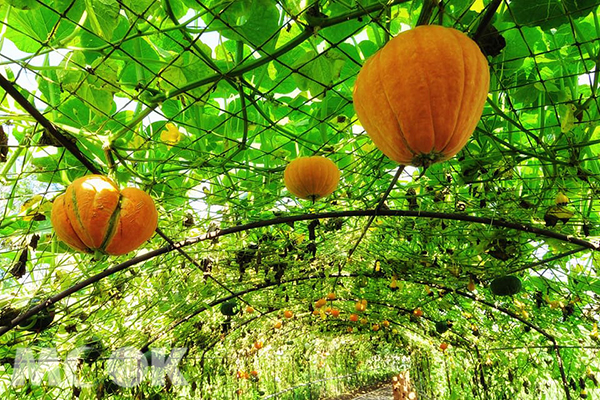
[321,382,393,400]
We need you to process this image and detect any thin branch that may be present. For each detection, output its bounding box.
[347,166,405,259]
[508,247,588,275]
[472,0,502,42]
[0,73,102,174]
[476,127,571,166]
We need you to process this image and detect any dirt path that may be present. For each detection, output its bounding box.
[323,383,394,400]
[350,384,394,399]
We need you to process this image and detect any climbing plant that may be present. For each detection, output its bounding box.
[0,0,599,399]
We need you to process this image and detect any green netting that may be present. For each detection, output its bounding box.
[0,0,600,399]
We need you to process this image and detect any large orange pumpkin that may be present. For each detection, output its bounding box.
[283,156,340,201]
[51,175,158,255]
[353,25,490,167]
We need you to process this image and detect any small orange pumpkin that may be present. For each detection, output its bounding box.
[51,175,158,256]
[283,156,339,201]
[314,298,327,308]
[353,25,490,167]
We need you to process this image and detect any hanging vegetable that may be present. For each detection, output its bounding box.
[353,25,490,167]
[489,276,522,296]
[283,156,340,201]
[51,175,158,256]
[544,192,574,227]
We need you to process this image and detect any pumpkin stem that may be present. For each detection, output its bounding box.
[412,152,442,171]
[93,249,107,262]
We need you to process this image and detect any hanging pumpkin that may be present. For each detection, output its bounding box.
[283,156,340,201]
[51,175,158,256]
[353,25,490,167]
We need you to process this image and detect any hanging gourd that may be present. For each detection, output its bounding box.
[490,276,522,296]
[51,175,158,256]
[353,25,490,167]
[283,156,340,201]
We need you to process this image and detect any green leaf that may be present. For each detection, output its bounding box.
[158,52,188,92]
[56,52,86,92]
[319,3,361,43]
[4,0,39,10]
[292,49,345,98]
[121,0,156,20]
[236,0,280,53]
[505,0,599,30]
[202,0,280,53]
[88,58,121,93]
[2,7,62,52]
[85,0,120,40]
[76,83,114,115]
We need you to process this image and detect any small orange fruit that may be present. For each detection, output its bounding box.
[349,313,359,322]
[315,298,327,308]
[284,310,293,319]
[413,308,423,317]
[467,278,476,292]
[254,340,263,350]
[440,342,449,351]
[250,370,258,377]
[274,321,282,329]
[372,324,380,331]
[347,326,353,333]
[246,306,255,313]
[355,300,367,312]
[312,309,320,316]
[327,292,336,300]
[331,309,340,318]
[382,320,390,327]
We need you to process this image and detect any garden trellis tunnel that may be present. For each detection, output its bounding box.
[0,0,600,399]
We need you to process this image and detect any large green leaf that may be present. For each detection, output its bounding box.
[505,0,599,29]
[292,49,345,98]
[202,0,280,53]
[84,0,120,40]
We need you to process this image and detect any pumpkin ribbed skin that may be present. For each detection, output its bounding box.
[51,175,158,255]
[283,156,340,201]
[353,25,490,167]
